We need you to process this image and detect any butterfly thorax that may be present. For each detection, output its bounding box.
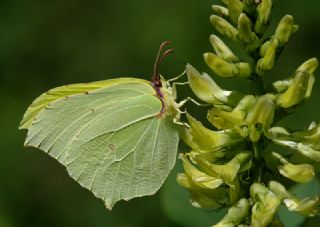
[151,76,180,119]
[151,41,180,118]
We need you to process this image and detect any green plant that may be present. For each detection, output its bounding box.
[19,0,319,226]
[178,0,320,226]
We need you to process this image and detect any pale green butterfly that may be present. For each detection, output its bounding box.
[19,41,188,209]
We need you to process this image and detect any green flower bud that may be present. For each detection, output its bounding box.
[296,58,318,101]
[237,13,255,43]
[212,105,233,114]
[267,127,286,138]
[188,149,225,164]
[204,53,252,78]
[280,163,315,183]
[260,39,271,57]
[190,190,223,209]
[207,95,255,129]
[256,39,279,75]
[274,15,299,46]
[220,0,229,5]
[176,173,191,189]
[237,13,262,51]
[268,125,320,161]
[208,108,245,130]
[254,0,273,34]
[194,152,251,186]
[276,71,314,108]
[213,198,250,227]
[285,197,320,217]
[179,154,224,190]
[250,183,281,227]
[297,57,319,74]
[295,122,320,154]
[186,64,229,104]
[269,181,320,217]
[235,62,253,78]
[178,154,233,209]
[268,181,289,199]
[273,78,291,93]
[297,125,320,148]
[308,121,317,130]
[212,5,229,18]
[229,179,241,204]
[272,152,315,183]
[297,143,320,162]
[226,0,243,24]
[190,191,224,209]
[244,38,261,53]
[186,113,245,152]
[242,0,258,15]
[177,173,222,209]
[273,58,318,103]
[246,94,275,129]
[210,15,237,40]
[245,94,275,142]
[204,52,238,77]
[210,34,239,62]
[180,126,201,151]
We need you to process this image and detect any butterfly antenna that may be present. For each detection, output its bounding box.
[159,49,175,64]
[153,41,174,86]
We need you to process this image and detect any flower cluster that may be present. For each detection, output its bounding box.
[177,0,320,226]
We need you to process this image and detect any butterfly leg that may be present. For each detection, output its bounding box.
[166,69,187,99]
[166,69,187,83]
[173,107,187,115]
[171,97,208,127]
[173,116,190,128]
[171,82,189,100]
[178,97,210,108]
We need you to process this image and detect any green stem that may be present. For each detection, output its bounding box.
[252,142,262,183]
[252,73,265,96]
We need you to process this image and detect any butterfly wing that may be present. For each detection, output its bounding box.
[19,78,149,129]
[67,115,179,209]
[23,81,180,209]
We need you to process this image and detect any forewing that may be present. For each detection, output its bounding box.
[24,82,161,164]
[19,78,149,129]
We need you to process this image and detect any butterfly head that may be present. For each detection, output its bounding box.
[151,41,182,117]
[152,41,174,89]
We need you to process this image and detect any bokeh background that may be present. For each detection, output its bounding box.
[1,0,320,226]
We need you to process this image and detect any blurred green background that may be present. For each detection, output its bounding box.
[1,0,320,226]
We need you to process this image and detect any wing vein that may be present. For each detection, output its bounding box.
[149,119,161,192]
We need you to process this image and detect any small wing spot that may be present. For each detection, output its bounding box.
[108,144,115,151]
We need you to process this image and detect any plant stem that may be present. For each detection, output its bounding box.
[252,73,265,96]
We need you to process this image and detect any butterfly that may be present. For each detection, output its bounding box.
[20,41,187,209]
